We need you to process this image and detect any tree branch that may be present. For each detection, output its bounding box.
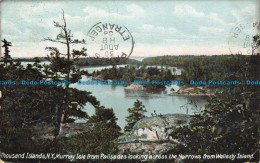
[43,37,67,44]
[69,39,86,44]
[62,9,66,30]
[53,21,65,30]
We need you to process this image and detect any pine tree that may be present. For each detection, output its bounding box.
[87,106,121,154]
[1,39,12,66]
[252,35,260,55]
[168,37,260,161]
[0,45,65,153]
[54,106,121,155]
[43,10,91,135]
[124,99,147,132]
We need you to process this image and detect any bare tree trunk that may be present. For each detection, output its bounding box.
[59,10,71,135]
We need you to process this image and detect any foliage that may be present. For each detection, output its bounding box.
[55,106,121,155]
[92,65,174,90]
[167,55,259,162]
[1,39,13,66]
[252,34,260,54]
[0,38,99,156]
[0,54,64,153]
[75,58,141,66]
[43,11,90,134]
[143,55,249,90]
[142,55,196,67]
[124,100,147,132]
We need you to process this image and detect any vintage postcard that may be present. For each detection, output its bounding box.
[0,0,259,162]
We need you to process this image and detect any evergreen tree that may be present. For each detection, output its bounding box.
[1,39,12,66]
[43,10,90,134]
[53,108,121,155]
[168,38,260,161]
[252,34,260,55]
[169,66,259,161]
[0,45,64,153]
[124,99,147,132]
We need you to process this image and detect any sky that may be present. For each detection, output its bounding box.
[0,0,259,58]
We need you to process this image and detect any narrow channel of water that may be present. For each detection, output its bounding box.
[21,62,209,129]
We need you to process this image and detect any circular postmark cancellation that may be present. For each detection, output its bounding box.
[86,22,135,63]
[228,19,260,55]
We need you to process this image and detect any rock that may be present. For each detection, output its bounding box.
[92,75,104,81]
[35,126,56,139]
[118,142,176,155]
[118,114,190,155]
[35,123,94,139]
[125,83,145,90]
[58,123,94,137]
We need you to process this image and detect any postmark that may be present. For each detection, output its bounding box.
[228,20,260,55]
[86,22,134,63]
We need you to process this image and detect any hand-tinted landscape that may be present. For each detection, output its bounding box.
[0,0,259,162]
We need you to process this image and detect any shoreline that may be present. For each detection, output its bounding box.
[168,93,214,96]
[125,83,145,90]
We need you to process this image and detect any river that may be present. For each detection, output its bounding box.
[74,65,208,129]
[21,62,209,129]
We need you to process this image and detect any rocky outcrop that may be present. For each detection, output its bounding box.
[125,83,145,90]
[92,75,104,81]
[118,114,190,154]
[58,123,94,137]
[35,123,93,139]
[169,87,214,96]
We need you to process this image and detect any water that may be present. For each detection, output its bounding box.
[78,64,128,74]
[74,66,208,130]
[146,65,182,75]
[129,56,146,62]
[21,61,50,67]
[21,62,208,129]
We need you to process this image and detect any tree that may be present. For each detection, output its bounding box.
[168,53,259,162]
[43,10,89,134]
[124,99,147,132]
[54,106,121,155]
[0,45,64,153]
[1,39,12,66]
[252,34,260,55]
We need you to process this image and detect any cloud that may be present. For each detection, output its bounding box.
[18,4,44,23]
[132,43,230,57]
[169,27,178,33]
[126,4,145,17]
[17,3,64,29]
[141,24,154,31]
[231,5,256,22]
[173,4,231,26]
[83,4,145,19]
[207,13,227,26]
[2,20,22,34]
[199,26,224,35]
[156,26,165,32]
[174,4,205,17]
[140,24,183,35]
[83,7,109,17]
[73,32,87,40]
[2,1,251,58]
[19,3,58,21]
[136,24,191,46]
[1,34,19,41]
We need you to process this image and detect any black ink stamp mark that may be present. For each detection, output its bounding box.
[228,20,260,55]
[87,22,134,63]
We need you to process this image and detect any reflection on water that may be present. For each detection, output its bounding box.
[21,62,208,129]
[73,75,209,129]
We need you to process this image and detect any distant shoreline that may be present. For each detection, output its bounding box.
[168,93,214,96]
[169,86,215,96]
